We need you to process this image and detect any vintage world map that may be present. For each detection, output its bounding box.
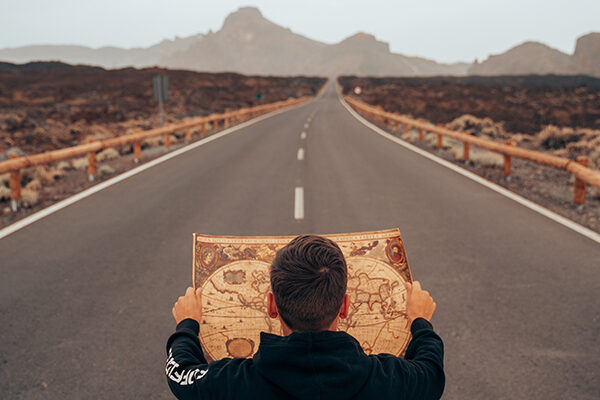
[193,229,413,361]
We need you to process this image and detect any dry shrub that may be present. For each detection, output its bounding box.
[536,125,582,150]
[401,128,418,142]
[445,114,507,139]
[97,148,120,162]
[25,179,42,191]
[85,125,113,142]
[425,133,453,149]
[0,173,9,187]
[449,144,467,160]
[21,188,39,208]
[511,133,533,144]
[72,157,88,170]
[120,143,133,154]
[0,185,10,201]
[34,166,63,184]
[98,165,115,177]
[57,161,71,171]
[470,151,503,168]
[173,130,186,139]
[143,136,162,148]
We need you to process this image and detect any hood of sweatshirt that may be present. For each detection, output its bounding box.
[252,330,372,400]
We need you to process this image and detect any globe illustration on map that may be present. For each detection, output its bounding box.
[199,256,411,361]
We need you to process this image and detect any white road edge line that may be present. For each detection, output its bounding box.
[300,132,307,140]
[339,96,600,245]
[297,148,305,161]
[294,187,304,220]
[0,101,312,240]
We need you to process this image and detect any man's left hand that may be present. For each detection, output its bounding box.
[172,287,203,324]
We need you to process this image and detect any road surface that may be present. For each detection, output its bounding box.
[1,83,599,399]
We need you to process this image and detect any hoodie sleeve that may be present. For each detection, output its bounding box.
[165,319,212,399]
[401,318,445,399]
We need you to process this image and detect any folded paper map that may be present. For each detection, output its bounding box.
[192,229,413,361]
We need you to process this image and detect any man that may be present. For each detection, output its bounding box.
[166,235,444,399]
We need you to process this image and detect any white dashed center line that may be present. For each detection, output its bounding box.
[297,148,305,160]
[300,132,307,139]
[304,123,309,128]
[294,187,304,220]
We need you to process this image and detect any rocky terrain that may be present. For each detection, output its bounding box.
[0,61,325,155]
[0,62,325,224]
[340,75,600,232]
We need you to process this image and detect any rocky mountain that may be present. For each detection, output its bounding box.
[162,8,469,76]
[0,34,204,69]
[573,32,600,77]
[469,33,600,77]
[1,7,597,77]
[0,7,467,77]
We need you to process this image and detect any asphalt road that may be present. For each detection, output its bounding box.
[1,83,599,399]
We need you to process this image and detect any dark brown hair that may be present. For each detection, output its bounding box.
[270,234,348,332]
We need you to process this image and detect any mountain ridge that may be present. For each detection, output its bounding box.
[0,7,597,77]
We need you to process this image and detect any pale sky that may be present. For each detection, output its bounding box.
[1,0,598,63]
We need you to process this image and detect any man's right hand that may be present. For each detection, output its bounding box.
[404,281,436,322]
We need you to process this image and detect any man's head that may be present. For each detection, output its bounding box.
[268,234,349,332]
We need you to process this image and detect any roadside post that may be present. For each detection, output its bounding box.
[8,154,21,212]
[574,156,589,205]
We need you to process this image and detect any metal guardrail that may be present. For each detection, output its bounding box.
[345,96,600,205]
[1,96,309,210]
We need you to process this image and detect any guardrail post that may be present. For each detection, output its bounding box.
[574,156,589,205]
[185,127,192,142]
[87,140,97,181]
[224,116,230,129]
[418,127,423,141]
[133,140,141,163]
[463,142,470,161]
[213,119,219,130]
[503,140,513,177]
[405,124,410,136]
[202,121,207,136]
[8,154,21,212]
[164,132,171,149]
[436,133,443,149]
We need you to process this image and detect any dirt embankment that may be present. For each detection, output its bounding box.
[339,75,600,134]
[0,61,326,155]
[339,75,600,233]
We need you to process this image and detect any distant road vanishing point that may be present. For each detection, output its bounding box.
[1,82,599,399]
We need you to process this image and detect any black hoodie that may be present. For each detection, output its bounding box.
[166,318,444,399]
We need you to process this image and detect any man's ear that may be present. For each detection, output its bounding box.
[267,292,278,319]
[338,293,350,319]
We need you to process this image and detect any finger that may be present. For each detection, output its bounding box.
[413,281,422,291]
[403,281,412,294]
[172,307,177,319]
[185,287,194,296]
